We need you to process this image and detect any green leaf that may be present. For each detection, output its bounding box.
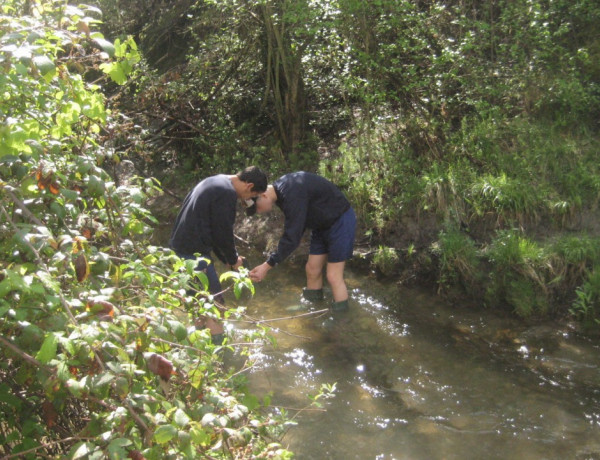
[107,438,132,459]
[99,62,127,85]
[174,408,190,427]
[0,383,21,410]
[219,271,240,283]
[32,55,56,77]
[190,424,211,446]
[70,441,96,459]
[242,393,260,412]
[35,333,58,364]
[94,372,115,387]
[168,320,187,341]
[93,38,115,57]
[154,424,178,444]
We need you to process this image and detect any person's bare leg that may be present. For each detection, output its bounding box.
[306,254,327,290]
[326,261,348,302]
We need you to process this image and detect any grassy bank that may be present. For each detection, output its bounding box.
[320,112,600,324]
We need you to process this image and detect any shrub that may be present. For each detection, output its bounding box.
[373,246,400,277]
[432,227,480,293]
[570,268,600,327]
[484,230,549,316]
[0,4,295,458]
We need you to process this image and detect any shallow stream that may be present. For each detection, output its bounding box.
[226,259,600,460]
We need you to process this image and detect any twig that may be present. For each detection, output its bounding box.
[3,186,47,227]
[273,405,327,413]
[234,233,251,246]
[242,308,330,324]
[0,336,49,370]
[0,436,93,460]
[151,337,207,354]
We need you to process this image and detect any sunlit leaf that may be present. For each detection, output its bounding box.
[153,424,177,444]
[93,37,115,57]
[174,408,190,427]
[32,55,55,77]
[35,333,58,364]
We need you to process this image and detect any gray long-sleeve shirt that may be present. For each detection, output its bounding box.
[267,172,350,266]
[169,175,238,265]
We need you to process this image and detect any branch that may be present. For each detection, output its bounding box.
[241,308,330,324]
[3,186,46,227]
[86,396,152,443]
[0,436,93,460]
[0,335,50,370]
[0,205,105,372]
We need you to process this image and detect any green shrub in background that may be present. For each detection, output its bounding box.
[320,121,423,237]
[470,173,544,228]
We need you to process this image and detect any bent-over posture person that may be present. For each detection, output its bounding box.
[169,166,268,344]
[248,171,356,311]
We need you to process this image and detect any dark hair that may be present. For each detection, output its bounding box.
[238,166,267,192]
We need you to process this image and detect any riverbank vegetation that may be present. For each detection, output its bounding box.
[2,0,600,456]
[91,0,599,323]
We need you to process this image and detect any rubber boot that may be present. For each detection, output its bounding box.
[302,288,324,302]
[331,299,349,312]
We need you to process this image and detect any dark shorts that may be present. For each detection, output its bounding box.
[309,207,356,263]
[176,252,224,303]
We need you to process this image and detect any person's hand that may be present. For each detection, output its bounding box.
[231,256,245,271]
[249,262,271,282]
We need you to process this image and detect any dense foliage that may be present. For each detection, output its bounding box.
[0,1,309,457]
[2,0,600,452]
[91,0,600,323]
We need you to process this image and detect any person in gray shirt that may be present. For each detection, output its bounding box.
[170,166,267,343]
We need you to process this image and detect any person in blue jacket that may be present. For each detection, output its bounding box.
[170,166,268,343]
[248,171,356,312]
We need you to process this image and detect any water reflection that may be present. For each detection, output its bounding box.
[226,261,600,459]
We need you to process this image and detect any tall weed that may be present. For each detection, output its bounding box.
[570,268,600,327]
[550,235,600,287]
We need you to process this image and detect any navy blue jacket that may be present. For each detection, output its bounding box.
[267,172,350,266]
[169,175,238,265]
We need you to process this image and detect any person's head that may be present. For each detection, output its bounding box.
[245,185,276,216]
[235,166,267,200]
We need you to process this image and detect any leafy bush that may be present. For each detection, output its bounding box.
[550,235,600,288]
[0,3,296,458]
[373,246,400,277]
[470,173,544,227]
[484,230,549,316]
[570,269,600,327]
[432,227,480,293]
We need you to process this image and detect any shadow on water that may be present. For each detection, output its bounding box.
[224,258,600,460]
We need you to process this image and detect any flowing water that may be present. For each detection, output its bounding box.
[224,259,600,460]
